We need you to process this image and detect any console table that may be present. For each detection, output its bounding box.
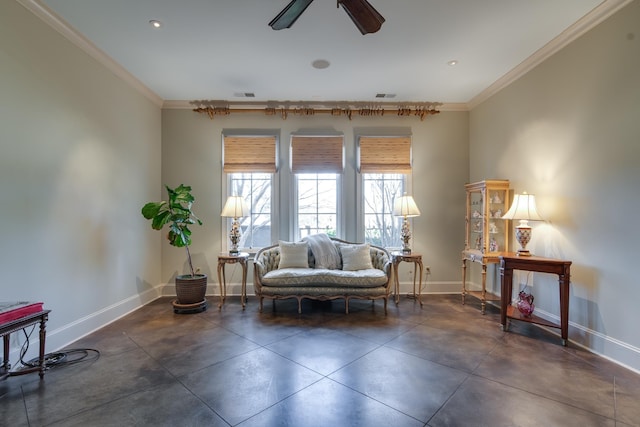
[499,255,572,346]
[1,309,51,380]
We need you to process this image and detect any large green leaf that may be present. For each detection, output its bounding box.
[167,184,194,206]
[171,206,191,219]
[151,210,171,230]
[167,229,183,247]
[168,226,191,247]
[141,201,166,219]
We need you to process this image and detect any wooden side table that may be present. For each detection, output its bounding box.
[1,310,50,380]
[391,252,423,306]
[217,252,250,309]
[499,255,572,346]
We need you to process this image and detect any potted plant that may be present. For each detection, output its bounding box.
[142,184,207,313]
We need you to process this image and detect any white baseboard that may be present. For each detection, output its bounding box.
[525,308,640,375]
[6,286,162,367]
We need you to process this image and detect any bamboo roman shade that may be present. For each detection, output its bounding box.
[223,135,277,173]
[290,135,344,174]
[358,136,412,173]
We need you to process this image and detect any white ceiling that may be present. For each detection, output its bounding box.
[26,0,617,107]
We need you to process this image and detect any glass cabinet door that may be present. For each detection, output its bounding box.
[486,188,509,254]
[464,180,510,255]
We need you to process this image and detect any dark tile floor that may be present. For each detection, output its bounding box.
[2,294,639,426]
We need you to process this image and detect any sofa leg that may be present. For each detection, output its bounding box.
[297,297,302,314]
[345,298,349,314]
[384,298,388,314]
[259,297,263,313]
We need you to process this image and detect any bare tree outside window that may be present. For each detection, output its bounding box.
[296,173,338,240]
[363,173,405,247]
[229,173,272,249]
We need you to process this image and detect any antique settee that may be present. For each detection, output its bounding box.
[253,234,392,314]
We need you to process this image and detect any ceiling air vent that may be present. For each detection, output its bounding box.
[375,93,396,98]
[234,92,255,98]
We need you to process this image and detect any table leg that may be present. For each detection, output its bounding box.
[217,262,225,308]
[2,335,10,375]
[241,260,247,309]
[500,264,513,331]
[559,272,570,346]
[394,261,400,304]
[416,260,423,306]
[38,315,47,378]
[480,263,487,314]
[461,258,467,305]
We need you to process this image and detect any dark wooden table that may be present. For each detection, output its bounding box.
[1,310,51,380]
[500,255,572,345]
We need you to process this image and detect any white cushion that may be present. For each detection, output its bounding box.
[340,244,373,271]
[278,241,309,269]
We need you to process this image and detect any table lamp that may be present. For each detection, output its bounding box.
[221,196,249,254]
[393,194,421,254]
[501,192,543,256]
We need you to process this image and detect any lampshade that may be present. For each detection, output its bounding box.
[501,192,543,221]
[221,196,248,218]
[393,195,421,217]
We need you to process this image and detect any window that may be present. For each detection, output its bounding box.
[363,173,405,247]
[228,173,273,249]
[296,173,339,239]
[223,134,277,250]
[358,136,412,248]
[291,135,344,240]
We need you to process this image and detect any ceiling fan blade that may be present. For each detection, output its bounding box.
[338,0,385,35]
[269,0,315,30]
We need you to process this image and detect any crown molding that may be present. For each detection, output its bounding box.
[467,0,634,110]
[17,0,163,107]
[439,103,469,112]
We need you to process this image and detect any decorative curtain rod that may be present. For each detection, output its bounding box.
[191,100,441,121]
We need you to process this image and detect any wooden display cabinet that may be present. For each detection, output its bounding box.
[461,180,511,313]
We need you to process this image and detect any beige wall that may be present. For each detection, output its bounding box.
[470,1,640,370]
[160,109,469,295]
[0,1,162,356]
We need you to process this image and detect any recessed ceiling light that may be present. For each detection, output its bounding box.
[149,20,162,29]
[447,60,458,66]
[311,59,330,69]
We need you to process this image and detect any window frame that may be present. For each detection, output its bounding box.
[361,172,410,249]
[292,172,342,241]
[224,172,277,252]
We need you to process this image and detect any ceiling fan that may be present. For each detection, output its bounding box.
[269,0,385,35]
